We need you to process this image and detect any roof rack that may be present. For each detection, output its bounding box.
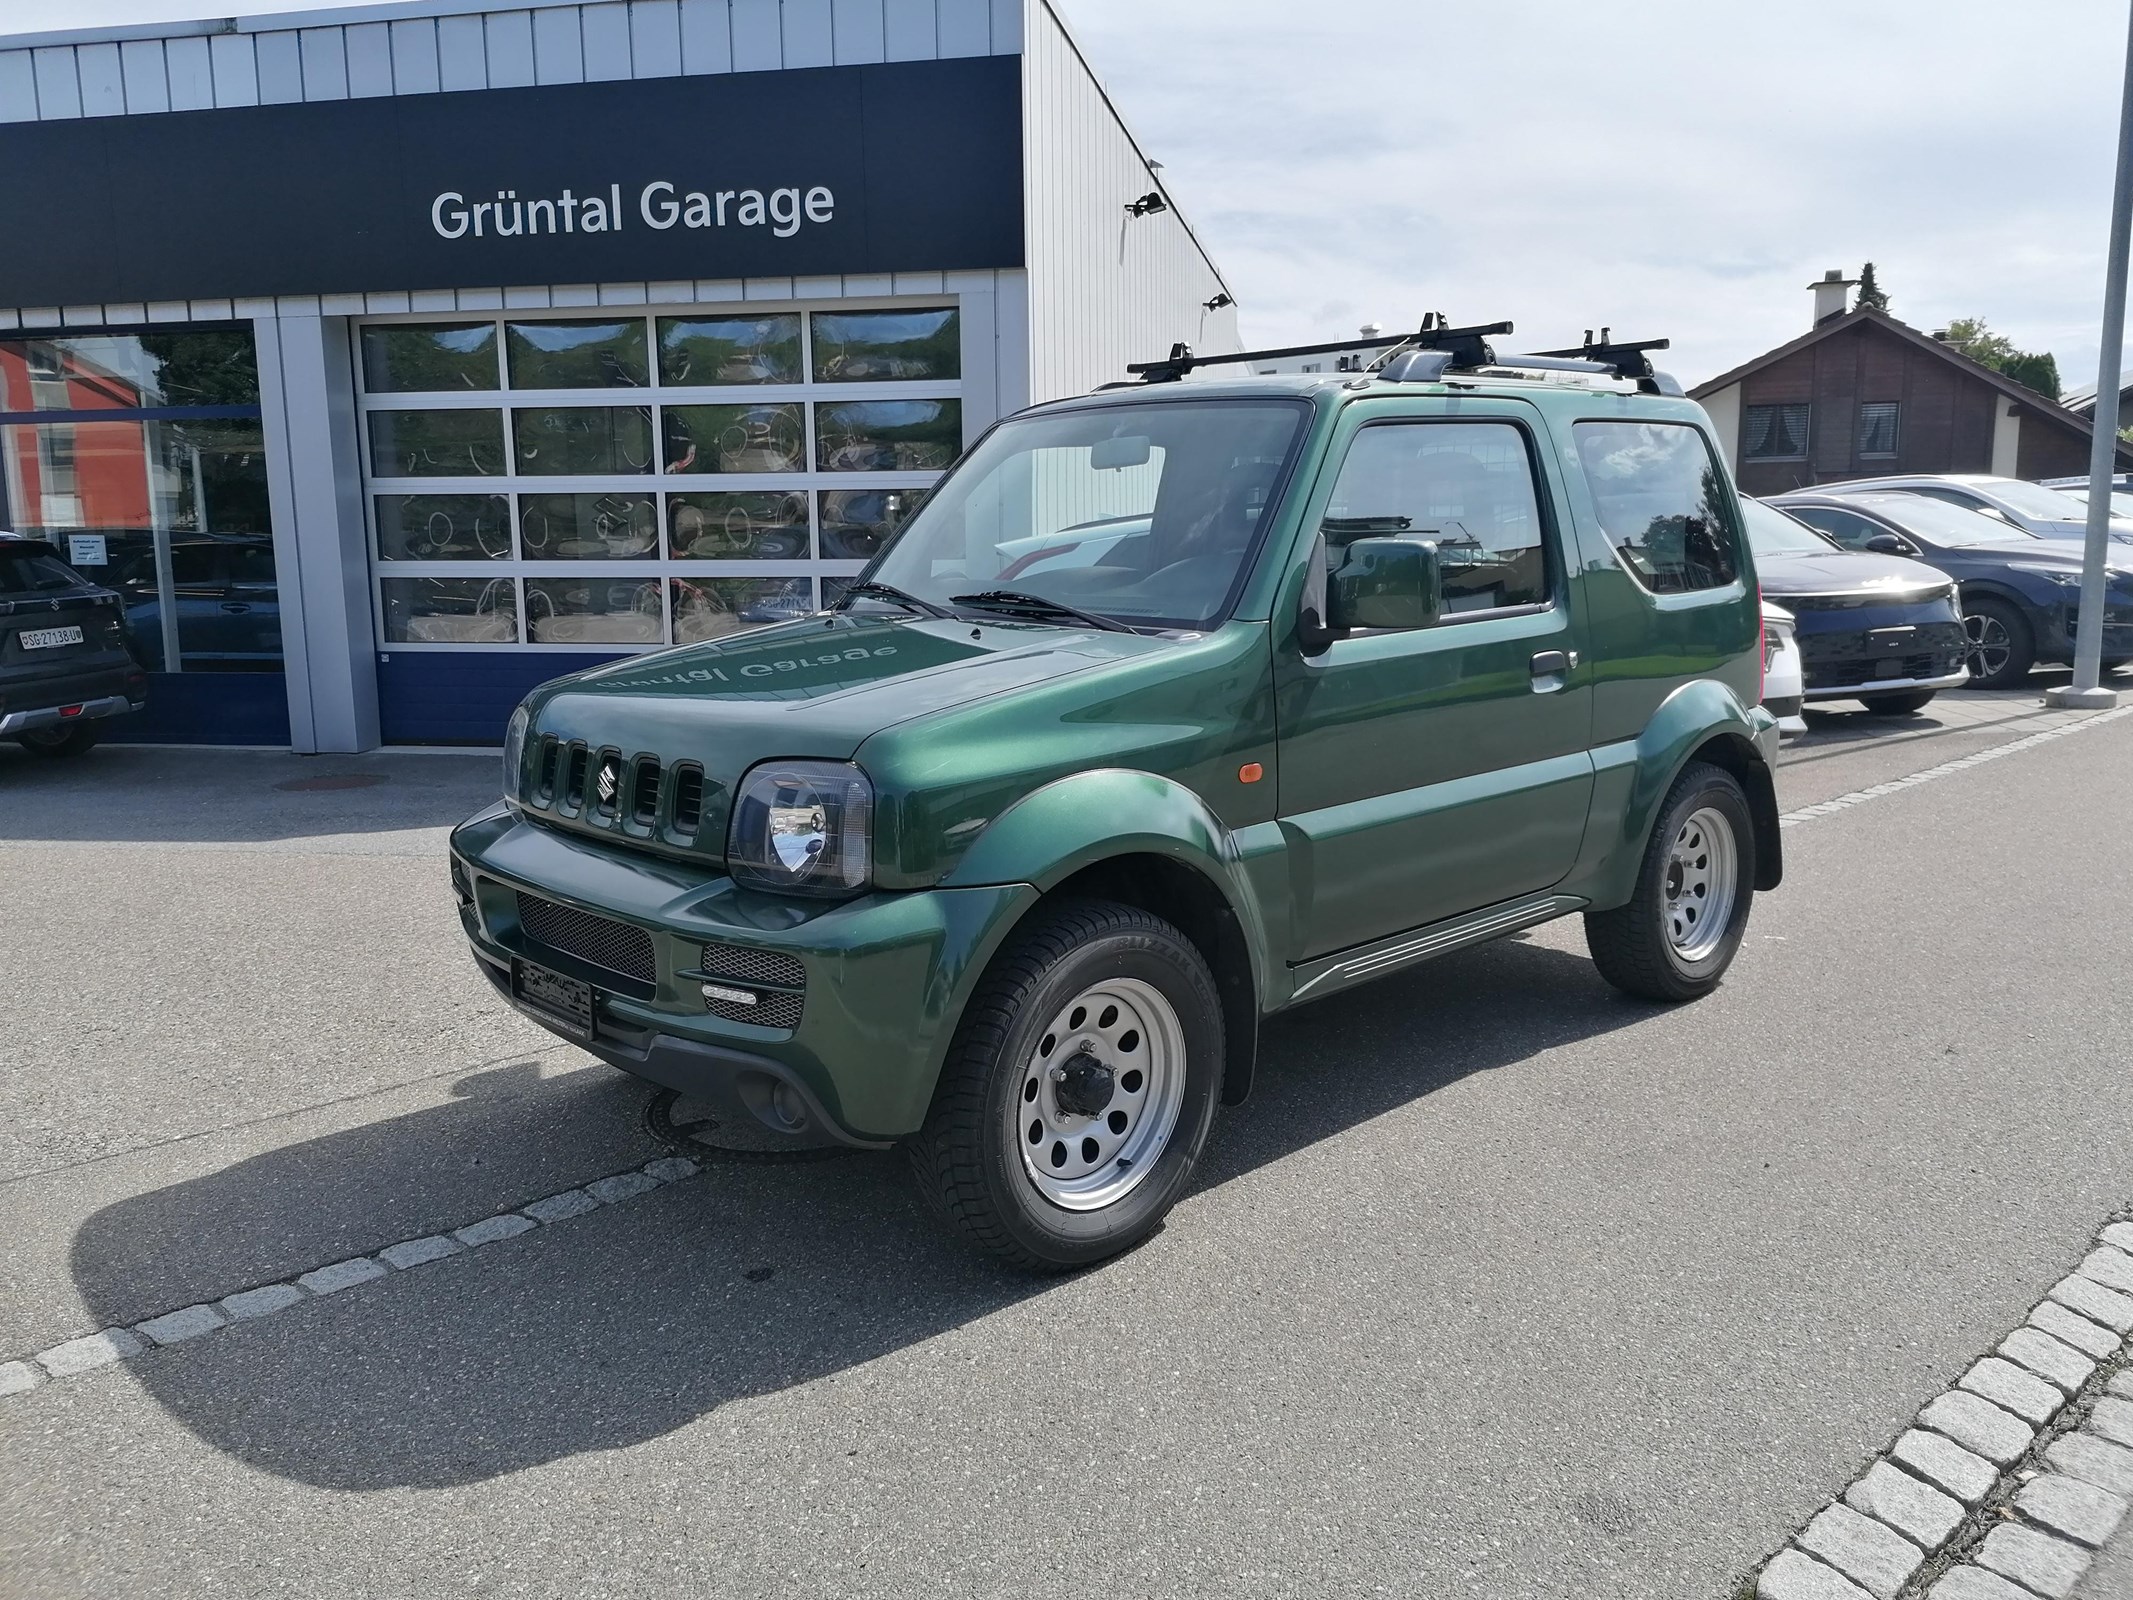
[1121,313,1512,385]
[1531,329,1677,393]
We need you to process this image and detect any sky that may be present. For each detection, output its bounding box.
[3,0,2129,393]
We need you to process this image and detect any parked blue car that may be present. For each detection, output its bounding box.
[1769,489,2133,690]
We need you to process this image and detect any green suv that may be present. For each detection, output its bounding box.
[450,338,1781,1268]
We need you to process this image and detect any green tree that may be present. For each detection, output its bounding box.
[1855,262,1889,313]
[1936,317,2062,402]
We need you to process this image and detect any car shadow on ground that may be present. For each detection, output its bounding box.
[71,935,1649,1491]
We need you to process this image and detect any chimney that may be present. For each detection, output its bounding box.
[1809,268,1858,326]
[1359,322,1383,339]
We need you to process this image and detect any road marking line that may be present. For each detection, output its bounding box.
[1780,704,2133,829]
[1750,1227,2133,1599]
[2,1152,702,1399]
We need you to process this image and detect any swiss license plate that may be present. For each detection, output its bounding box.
[19,625,83,650]
[513,959,593,1037]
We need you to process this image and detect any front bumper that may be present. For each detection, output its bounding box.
[1802,667,1969,704]
[450,806,1038,1145]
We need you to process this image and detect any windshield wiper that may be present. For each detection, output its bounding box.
[949,588,1136,633]
[837,580,955,619]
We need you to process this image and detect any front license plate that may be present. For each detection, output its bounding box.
[513,959,593,1037]
[19,625,83,650]
[1875,657,1903,678]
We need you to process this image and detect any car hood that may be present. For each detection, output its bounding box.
[1956,540,2133,576]
[1754,549,1952,595]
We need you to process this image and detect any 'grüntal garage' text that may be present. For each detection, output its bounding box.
[430,182,836,241]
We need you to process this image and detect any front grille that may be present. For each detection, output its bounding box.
[672,767,705,833]
[1806,651,1955,689]
[516,891,656,984]
[700,941,805,1030]
[631,756,662,827]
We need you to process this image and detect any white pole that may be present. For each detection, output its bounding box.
[2050,0,2133,708]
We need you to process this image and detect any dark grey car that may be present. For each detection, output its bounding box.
[0,537,145,756]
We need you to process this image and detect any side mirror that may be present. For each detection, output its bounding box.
[1864,533,1917,556]
[1327,537,1442,633]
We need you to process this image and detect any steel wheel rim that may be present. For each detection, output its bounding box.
[1663,805,1737,963]
[1009,976,1186,1212]
[1964,612,2011,680]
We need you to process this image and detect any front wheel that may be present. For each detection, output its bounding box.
[1961,596,2035,690]
[909,900,1222,1270]
[1585,761,1756,1003]
[17,723,103,757]
[1859,689,1937,715]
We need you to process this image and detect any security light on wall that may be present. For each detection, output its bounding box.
[1125,192,1168,217]
[1204,292,1234,311]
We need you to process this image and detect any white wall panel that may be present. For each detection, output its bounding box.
[389,19,440,93]
[102,302,146,323]
[882,0,934,61]
[629,1,684,77]
[363,291,412,314]
[144,301,191,322]
[75,42,125,117]
[296,28,348,100]
[782,0,834,68]
[209,33,258,106]
[60,304,107,325]
[320,292,368,315]
[254,32,304,104]
[503,285,553,307]
[19,308,62,329]
[678,0,733,74]
[1019,0,1233,402]
[0,310,17,332]
[531,6,585,83]
[31,48,80,118]
[187,298,234,320]
[580,3,634,81]
[345,23,394,97]
[937,0,988,57]
[0,52,39,121]
[165,36,213,109]
[989,0,1021,55]
[550,283,602,306]
[439,13,491,87]
[597,282,650,304]
[118,39,168,113]
[482,11,535,87]
[831,0,885,64]
[730,0,781,71]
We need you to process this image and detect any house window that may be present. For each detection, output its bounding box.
[1744,403,1811,460]
[1859,401,1899,458]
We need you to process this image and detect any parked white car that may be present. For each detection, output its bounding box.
[1762,601,1806,738]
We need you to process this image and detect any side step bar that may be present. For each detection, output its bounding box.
[1286,893,1587,1006]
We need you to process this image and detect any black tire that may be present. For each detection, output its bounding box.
[1584,761,1757,1004]
[1859,689,1937,715]
[1960,596,2035,690]
[17,723,102,758]
[908,899,1222,1271]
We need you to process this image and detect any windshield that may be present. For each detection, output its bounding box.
[0,544,87,594]
[1973,478,2093,520]
[2056,487,2133,518]
[1849,494,2039,547]
[856,399,1309,631]
[1742,497,1838,557]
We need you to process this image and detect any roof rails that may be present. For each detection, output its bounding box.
[1119,315,1684,396]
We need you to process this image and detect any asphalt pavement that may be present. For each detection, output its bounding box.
[3,683,2130,1599]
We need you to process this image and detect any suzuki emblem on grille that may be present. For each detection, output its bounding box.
[596,758,620,804]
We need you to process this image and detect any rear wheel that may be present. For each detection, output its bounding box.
[1859,689,1936,714]
[1585,761,1756,1003]
[1961,596,2034,690]
[17,724,102,758]
[909,900,1222,1270]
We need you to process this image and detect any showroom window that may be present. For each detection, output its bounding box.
[357,305,962,650]
[0,327,281,675]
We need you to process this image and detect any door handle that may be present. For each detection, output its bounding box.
[1530,649,1574,693]
[220,602,251,614]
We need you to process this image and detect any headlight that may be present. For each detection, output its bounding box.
[728,760,873,898]
[502,706,530,800]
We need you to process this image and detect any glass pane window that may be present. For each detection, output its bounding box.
[375,494,512,560]
[1320,422,1549,619]
[1743,403,1811,460]
[667,491,811,559]
[657,315,801,386]
[672,576,815,643]
[0,330,259,412]
[662,403,806,474]
[369,408,507,477]
[1572,421,1742,594]
[526,576,666,645]
[810,308,960,382]
[1859,401,1900,457]
[511,406,654,474]
[505,319,650,389]
[519,492,659,559]
[818,488,921,560]
[815,399,961,471]
[382,575,520,643]
[359,323,498,393]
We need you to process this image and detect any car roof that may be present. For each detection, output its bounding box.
[1029,368,1685,418]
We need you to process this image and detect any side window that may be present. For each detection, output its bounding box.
[1319,420,1550,620]
[1571,421,1742,595]
[1788,506,1879,548]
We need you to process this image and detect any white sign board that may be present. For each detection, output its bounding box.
[67,533,108,567]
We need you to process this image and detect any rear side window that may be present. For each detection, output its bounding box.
[1572,421,1742,595]
[0,547,85,594]
[1320,420,1550,618]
